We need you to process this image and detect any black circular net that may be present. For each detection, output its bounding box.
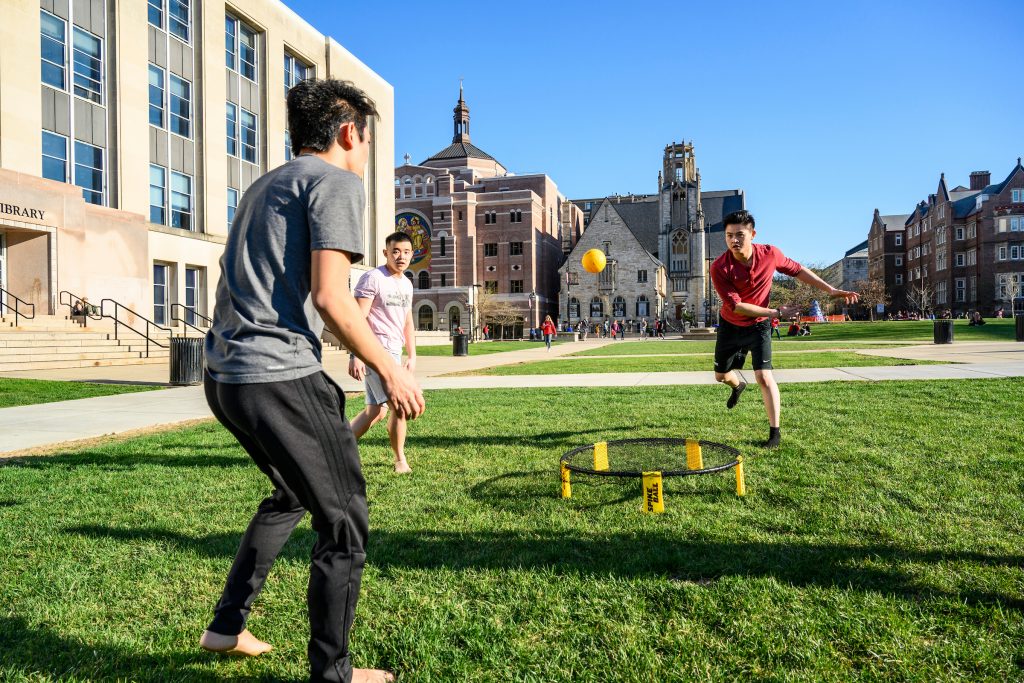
[560,438,740,478]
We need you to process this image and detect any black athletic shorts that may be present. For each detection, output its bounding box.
[714,318,773,373]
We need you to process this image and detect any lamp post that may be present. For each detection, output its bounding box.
[529,291,537,333]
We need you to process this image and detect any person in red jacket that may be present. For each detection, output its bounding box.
[710,210,858,448]
[541,315,557,351]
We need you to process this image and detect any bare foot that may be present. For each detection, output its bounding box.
[199,629,273,657]
[353,668,396,683]
[394,459,412,474]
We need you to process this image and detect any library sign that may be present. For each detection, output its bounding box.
[0,203,46,222]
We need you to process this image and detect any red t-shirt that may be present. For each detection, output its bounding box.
[541,321,557,335]
[711,244,802,327]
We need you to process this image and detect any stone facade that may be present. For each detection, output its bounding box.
[558,200,665,329]
[825,239,869,292]
[393,88,582,336]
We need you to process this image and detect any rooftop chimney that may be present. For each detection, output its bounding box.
[970,171,991,190]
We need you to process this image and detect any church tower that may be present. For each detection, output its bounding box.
[453,82,470,143]
[657,141,707,322]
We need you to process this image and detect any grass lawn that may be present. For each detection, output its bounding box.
[456,351,942,376]
[415,340,563,357]
[572,340,907,356]
[759,319,1016,343]
[0,377,160,409]
[1,380,1021,681]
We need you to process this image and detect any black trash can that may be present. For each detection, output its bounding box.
[933,319,954,345]
[452,333,469,357]
[1016,315,1024,342]
[169,336,205,385]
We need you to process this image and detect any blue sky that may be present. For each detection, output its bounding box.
[283,0,1023,264]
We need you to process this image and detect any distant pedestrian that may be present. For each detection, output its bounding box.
[541,315,557,351]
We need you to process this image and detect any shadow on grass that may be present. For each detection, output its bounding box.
[0,448,246,470]
[403,427,612,450]
[0,615,300,683]
[65,523,1024,611]
[469,470,639,511]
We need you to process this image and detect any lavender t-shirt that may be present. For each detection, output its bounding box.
[354,266,413,354]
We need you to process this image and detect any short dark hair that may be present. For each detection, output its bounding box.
[723,210,755,230]
[385,231,413,247]
[286,78,378,156]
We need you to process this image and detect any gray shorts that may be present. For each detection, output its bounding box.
[364,352,401,406]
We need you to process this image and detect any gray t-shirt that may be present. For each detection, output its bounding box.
[205,155,364,383]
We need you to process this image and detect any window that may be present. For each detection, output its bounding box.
[153,263,169,325]
[510,241,523,256]
[584,202,592,211]
[484,243,498,257]
[509,280,523,294]
[440,274,446,287]
[72,27,102,103]
[636,295,649,317]
[955,253,965,267]
[226,102,238,156]
[284,52,310,97]
[239,24,257,81]
[170,171,192,230]
[149,165,166,224]
[969,276,976,301]
[999,246,1007,261]
[937,281,947,305]
[955,278,966,302]
[613,296,626,317]
[440,235,446,256]
[40,11,66,90]
[417,305,433,331]
[1012,246,1020,260]
[569,297,580,318]
[41,131,68,183]
[148,65,165,127]
[418,271,430,290]
[240,109,257,163]
[967,249,976,266]
[225,15,236,69]
[458,211,463,221]
[185,267,202,324]
[148,0,163,28]
[590,297,603,318]
[227,188,238,230]
[955,227,965,240]
[169,75,191,137]
[936,252,945,270]
[74,141,103,205]
[895,233,903,246]
[637,269,648,283]
[1012,218,1021,232]
[284,129,292,161]
[968,222,976,239]
[895,256,903,266]
[168,0,190,42]
[895,274,903,285]
[510,209,523,223]
[1013,189,1022,203]
[484,281,498,294]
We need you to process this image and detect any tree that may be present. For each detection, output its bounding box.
[906,281,935,314]
[472,286,521,338]
[771,264,831,318]
[856,277,890,321]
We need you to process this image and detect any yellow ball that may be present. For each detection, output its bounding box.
[581,249,607,274]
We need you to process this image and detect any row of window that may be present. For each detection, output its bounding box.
[41,10,103,104]
[153,261,204,327]
[483,210,524,224]
[567,296,652,319]
[998,245,1024,261]
[483,242,524,257]
[149,0,191,43]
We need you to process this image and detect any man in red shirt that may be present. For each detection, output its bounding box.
[710,210,858,448]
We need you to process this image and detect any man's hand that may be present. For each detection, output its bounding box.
[403,356,416,374]
[829,288,860,304]
[383,366,425,420]
[348,356,366,381]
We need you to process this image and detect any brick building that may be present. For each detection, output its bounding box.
[392,86,583,337]
[867,210,910,310]
[867,159,1024,316]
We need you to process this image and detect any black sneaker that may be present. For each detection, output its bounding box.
[764,427,782,449]
[726,382,747,410]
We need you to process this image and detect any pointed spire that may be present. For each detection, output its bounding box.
[453,79,471,143]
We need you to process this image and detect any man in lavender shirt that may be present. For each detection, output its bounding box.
[348,232,417,473]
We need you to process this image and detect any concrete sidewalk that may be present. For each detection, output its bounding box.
[2,338,1022,455]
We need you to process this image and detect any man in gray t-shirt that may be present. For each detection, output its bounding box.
[199,80,422,683]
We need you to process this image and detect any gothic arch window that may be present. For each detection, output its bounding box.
[671,231,689,271]
[636,295,649,317]
[590,297,603,318]
[425,176,435,195]
[509,209,515,222]
[418,271,430,290]
[404,271,414,284]
[613,295,626,317]
[447,305,461,330]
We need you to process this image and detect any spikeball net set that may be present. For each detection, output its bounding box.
[559,438,746,513]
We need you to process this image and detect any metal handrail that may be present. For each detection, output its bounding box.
[170,303,212,338]
[0,287,35,327]
[99,298,172,358]
[58,290,103,327]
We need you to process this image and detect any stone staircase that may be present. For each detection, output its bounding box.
[0,314,344,372]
